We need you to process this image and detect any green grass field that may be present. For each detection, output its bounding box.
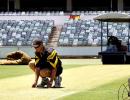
[0,63,88,79]
[0,59,101,79]
[0,65,32,79]
[57,76,129,100]
[0,59,130,100]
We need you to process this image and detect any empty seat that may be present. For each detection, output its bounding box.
[0,20,54,46]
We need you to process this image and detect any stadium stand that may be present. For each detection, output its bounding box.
[0,11,129,58]
[0,20,54,46]
[0,0,130,59]
[0,11,64,16]
[0,11,129,47]
[58,18,129,46]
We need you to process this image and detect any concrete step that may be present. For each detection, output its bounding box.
[47,25,62,47]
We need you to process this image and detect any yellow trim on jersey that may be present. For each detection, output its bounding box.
[47,50,57,60]
[47,50,58,69]
[48,56,58,69]
[35,55,40,65]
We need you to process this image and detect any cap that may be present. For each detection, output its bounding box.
[32,38,43,48]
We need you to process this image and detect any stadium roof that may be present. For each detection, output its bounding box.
[94,13,130,22]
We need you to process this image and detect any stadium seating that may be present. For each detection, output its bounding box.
[0,20,54,46]
[58,19,129,46]
[0,11,129,47]
[0,11,64,16]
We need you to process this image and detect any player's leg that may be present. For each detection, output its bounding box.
[28,60,35,71]
[29,61,50,77]
[40,69,50,77]
[54,66,63,87]
[29,61,51,87]
[37,69,51,87]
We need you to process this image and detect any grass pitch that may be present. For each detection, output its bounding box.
[0,59,130,100]
[0,65,32,79]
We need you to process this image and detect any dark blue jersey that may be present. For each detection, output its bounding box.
[35,48,60,70]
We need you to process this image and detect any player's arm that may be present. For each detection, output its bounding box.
[32,67,40,88]
[47,68,57,87]
[32,55,40,88]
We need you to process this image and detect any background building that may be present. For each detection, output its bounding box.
[0,0,130,12]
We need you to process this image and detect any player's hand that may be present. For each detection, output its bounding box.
[32,82,37,88]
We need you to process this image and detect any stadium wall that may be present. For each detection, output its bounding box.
[0,46,107,58]
[0,15,96,25]
[0,16,69,25]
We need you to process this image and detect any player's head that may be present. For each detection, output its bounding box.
[32,38,45,52]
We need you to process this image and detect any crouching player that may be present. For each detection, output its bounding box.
[29,38,63,88]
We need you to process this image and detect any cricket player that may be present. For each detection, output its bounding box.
[29,38,63,88]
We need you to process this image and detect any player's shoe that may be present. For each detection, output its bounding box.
[53,76,62,88]
[37,77,49,88]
